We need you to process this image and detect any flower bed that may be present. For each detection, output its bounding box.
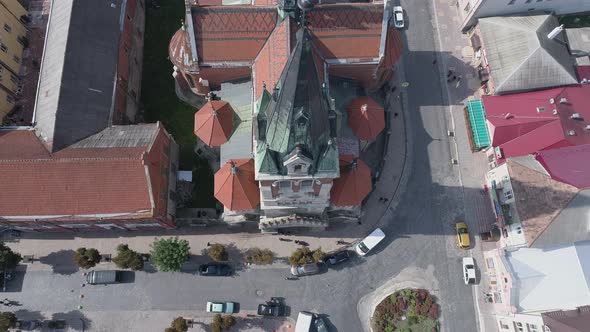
[372,288,439,332]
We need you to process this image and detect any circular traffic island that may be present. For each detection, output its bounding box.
[372,288,440,332]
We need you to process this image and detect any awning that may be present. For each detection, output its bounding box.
[467,99,491,149]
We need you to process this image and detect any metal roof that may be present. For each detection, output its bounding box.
[478,15,578,94]
[466,99,490,149]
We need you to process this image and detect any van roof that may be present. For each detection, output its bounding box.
[362,228,386,247]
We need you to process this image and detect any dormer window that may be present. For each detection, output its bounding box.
[294,164,303,172]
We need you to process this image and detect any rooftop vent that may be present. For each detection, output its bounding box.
[536,107,545,113]
[585,125,590,130]
[567,130,576,136]
[549,98,555,104]
[504,113,513,119]
[571,113,582,120]
[559,98,567,104]
[552,109,558,115]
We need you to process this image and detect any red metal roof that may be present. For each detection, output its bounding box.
[483,85,590,161]
[330,155,372,207]
[536,144,590,189]
[346,96,385,140]
[194,100,235,147]
[214,159,260,211]
[169,28,200,72]
[192,6,277,63]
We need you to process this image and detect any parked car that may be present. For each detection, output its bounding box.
[85,270,122,285]
[198,263,232,276]
[290,263,321,277]
[295,311,314,332]
[314,316,329,332]
[355,228,386,256]
[15,320,42,330]
[206,301,235,314]
[462,257,477,285]
[324,250,351,266]
[257,297,286,317]
[393,6,405,29]
[455,222,471,249]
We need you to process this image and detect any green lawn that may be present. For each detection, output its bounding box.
[142,1,216,208]
[559,15,590,28]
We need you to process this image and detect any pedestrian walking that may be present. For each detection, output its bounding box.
[384,198,389,203]
[294,240,300,244]
[207,242,210,247]
[378,197,384,202]
[432,58,437,64]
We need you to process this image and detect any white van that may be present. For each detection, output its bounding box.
[295,311,314,332]
[355,228,386,256]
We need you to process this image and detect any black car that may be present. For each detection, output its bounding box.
[198,263,232,276]
[314,316,329,332]
[257,297,286,317]
[324,250,351,266]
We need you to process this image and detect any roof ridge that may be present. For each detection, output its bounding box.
[497,119,561,146]
[495,43,542,92]
[0,156,143,164]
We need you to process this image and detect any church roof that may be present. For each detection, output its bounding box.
[347,96,385,141]
[330,155,372,207]
[194,100,235,147]
[214,159,260,211]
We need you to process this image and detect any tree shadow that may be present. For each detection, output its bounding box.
[38,250,78,275]
[47,310,92,332]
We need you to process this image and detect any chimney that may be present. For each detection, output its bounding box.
[559,98,567,104]
[547,25,564,40]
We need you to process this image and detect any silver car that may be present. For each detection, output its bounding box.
[290,263,320,276]
[393,6,404,29]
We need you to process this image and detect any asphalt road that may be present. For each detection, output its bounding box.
[7,1,481,331]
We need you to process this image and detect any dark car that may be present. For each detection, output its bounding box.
[198,263,232,276]
[257,297,286,317]
[324,250,351,266]
[314,316,329,332]
[16,320,42,330]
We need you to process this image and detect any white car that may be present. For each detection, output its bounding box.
[206,301,235,314]
[462,257,477,285]
[393,6,404,29]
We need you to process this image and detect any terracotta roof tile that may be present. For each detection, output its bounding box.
[309,4,384,59]
[192,6,277,62]
[0,130,50,160]
[194,100,235,147]
[169,28,200,72]
[330,155,371,206]
[253,18,292,100]
[346,96,385,140]
[214,159,260,211]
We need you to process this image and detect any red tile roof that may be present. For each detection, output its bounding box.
[253,17,293,100]
[214,159,260,211]
[346,96,385,140]
[483,85,590,162]
[0,125,171,220]
[192,6,277,63]
[308,4,384,60]
[330,155,372,207]
[536,144,590,189]
[194,100,235,147]
[169,28,200,72]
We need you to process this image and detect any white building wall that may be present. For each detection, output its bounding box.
[459,0,590,31]
[496,313,545,332]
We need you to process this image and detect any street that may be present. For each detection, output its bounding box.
[4,0,493,331]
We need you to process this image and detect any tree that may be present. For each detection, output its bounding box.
[211,314,222,332]
[112,244,144,271]
[221,315,236,329]
[0,312,16,332]
[0,243,21,271]
[163,317,188,332]
[73,247,101,269]
[208,244,228,261]
[150,238,190,272]
[244,247,274,265]
[289,247,324,266]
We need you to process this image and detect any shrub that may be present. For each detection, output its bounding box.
[74,247,101,269]
[113,244,144,271]
[427,303,440,319]
[170,317,188,332]
[0,243,21,271]
[288,247,324,266]
[208,244,228,261]
[244,248,274,265]
[221,315,236,329]
[150,237,190,272]
[211,314,222,332]
[0,312,16,332]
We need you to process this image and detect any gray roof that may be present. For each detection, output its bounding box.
[531,189,590,249]
[70,124,160,149]
[34,0,124,152]
[565,27,590,66]
[478,15,578,94]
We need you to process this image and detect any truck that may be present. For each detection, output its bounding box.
[295,311,314,332]
[85,270,122,285]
